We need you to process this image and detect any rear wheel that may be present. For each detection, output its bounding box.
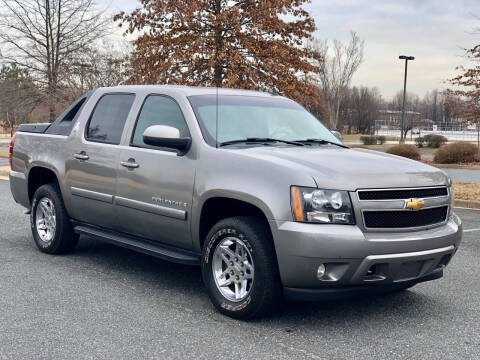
[201,216,281,319]
[31,183,78,254]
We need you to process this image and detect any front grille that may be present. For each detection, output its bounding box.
[363,206,448,228]
[358,187,448,200]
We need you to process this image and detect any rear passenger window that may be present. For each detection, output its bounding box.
[131,95,188,147]
[86,94,135,144]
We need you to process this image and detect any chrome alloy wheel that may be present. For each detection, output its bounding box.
[35,197,56,243]
[212,237,254,302]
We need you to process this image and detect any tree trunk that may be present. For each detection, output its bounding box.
[327,102,337,130]
[6,112,11,137]
[10,112,16,137]
[333,100,341,130]
[48,97,56,122]
[477,120,479,157]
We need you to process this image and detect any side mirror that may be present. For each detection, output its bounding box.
[143,125,191,155]
[331,130,342,141]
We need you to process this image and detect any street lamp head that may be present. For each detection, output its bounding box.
[399,55,415,60]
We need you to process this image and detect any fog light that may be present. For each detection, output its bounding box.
[317,264,326,279]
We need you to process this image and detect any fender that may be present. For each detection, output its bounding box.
[191,189,275,251]
[27,162,69,211]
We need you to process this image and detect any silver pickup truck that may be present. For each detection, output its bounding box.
[9,85,462,319]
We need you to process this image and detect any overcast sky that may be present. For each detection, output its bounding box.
[101,0,480,100]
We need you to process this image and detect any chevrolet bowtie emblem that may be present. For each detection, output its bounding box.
[405,198,425,211]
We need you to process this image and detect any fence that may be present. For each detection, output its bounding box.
[376,129,479,142]
[374,122,480,142]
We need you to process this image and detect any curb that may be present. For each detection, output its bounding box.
[454,199,480,210]
[0,176,8,181]
[429,163,480,170]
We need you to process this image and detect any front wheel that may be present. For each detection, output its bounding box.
[201,216,281,319]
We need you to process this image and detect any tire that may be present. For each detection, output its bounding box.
[201,216,282,319]
[30,183,78,254]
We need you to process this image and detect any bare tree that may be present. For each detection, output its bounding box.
[312,31,364,130]
[64,39,130,100]
[0,0,110,121]
[392,90,421,139]
[340,86,381,134]
[422,89,443,123]
[0,64,38,136]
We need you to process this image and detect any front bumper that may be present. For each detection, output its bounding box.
[284,270,443,301]
[269,212,462,291]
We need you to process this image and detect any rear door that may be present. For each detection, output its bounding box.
[115,94,196,250]
[65,93,135,229]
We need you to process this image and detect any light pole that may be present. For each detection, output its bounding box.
[399,55,415,143]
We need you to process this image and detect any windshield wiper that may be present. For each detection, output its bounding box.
[219,138,305,147]
[293,138,349,148]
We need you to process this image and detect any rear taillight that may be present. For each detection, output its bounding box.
[9,132,17,169]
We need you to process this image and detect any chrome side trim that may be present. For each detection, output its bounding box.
[115,196,187,220]
[9,170,26,180]
[71,187,113,203]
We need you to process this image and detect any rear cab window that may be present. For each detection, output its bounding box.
[85,93,135,144]
[46,91,93,136]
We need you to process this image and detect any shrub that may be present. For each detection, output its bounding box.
[386,144,421,160]
[415,137,425,148]
[377,136,386,145]
[423,134,447,148]
[434,142,479,164]
[360,135,377,145]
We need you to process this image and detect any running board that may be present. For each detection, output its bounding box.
[73,225,201,266]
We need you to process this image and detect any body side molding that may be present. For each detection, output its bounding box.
[71,187,113,203]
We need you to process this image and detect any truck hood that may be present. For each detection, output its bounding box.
[235,146,449,191]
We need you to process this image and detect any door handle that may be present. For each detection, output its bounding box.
[121,158,139,169]
[73,152,89,161]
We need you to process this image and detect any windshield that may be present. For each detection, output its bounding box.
[188,95,341,147]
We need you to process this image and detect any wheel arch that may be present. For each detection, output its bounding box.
[27,165,62,204]
[194,191,275,252]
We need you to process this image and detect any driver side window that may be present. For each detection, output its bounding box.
[131,95,188,147]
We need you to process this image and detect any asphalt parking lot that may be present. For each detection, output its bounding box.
[0,181,479,359]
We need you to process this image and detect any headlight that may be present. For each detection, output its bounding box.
[291,186,355,224]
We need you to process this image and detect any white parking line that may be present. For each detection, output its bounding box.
[464,228,480,233]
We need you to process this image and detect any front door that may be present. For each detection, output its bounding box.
[115,94,195,250]
[65,93,135,229]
